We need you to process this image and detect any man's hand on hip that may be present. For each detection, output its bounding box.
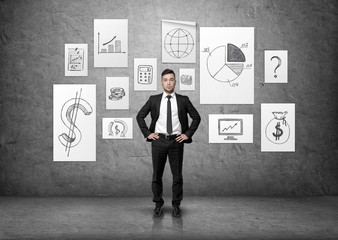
[175,134,188,143]
[147,133,159,140]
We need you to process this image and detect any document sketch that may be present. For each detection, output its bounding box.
[94,19,128,67]
[265,50,288,83]
[179,68,195,91]
[162,19,196,63]
[261,103,295,152]
[65,44,88,76]
[53,84,96,161]
[102,118,133,139]
[106,77,129,110]
[209,114,253,143]
[200,27,254,104]
[134,58,157,91]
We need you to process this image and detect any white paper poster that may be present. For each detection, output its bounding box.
[65,44,88,76]
[179,68,195,91]
[209,114,253,143]
[102,118,133,139]
[106,77,129,110]
[53,84,96,161]
[162,19,196,63]
[134,58,157,91]
[261,103,295,152]
[94,19,128,67]
[200,27,254,104]
[265,50,288,83]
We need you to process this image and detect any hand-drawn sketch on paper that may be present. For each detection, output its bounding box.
[179,68,195,91]
[200,27,254,104]
[65,44,88,76]
[162,20,196,63]
[134,58,157,91]
[102,118,133,139]
[94,19,128,67]
[261,103,295,152]
[209,114,253,143]
[265,50,288,83]
[106,77,129,110]
[108,87,125,101]
[53,84,96,161]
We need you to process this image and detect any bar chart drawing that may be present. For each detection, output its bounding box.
[94,19,128,67]
[98,33,126,54]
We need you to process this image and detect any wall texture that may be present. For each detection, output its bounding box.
[0,0,337,196]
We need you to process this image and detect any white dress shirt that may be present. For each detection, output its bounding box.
[155,92,182,135]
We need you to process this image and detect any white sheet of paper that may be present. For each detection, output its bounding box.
[209,114,253,143]
[162,19,196,63]
[261,103,295,152]
[106,77,129,110]
[102,118,133,139]
[200,27,254,104]
[53,84,96,161]
[265,50,288,83]
[179,68,195,91]
[134,58,157,91]
[65,44,88,76]
[94,19,128,67]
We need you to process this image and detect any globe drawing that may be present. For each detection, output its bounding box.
[164,28,194,58]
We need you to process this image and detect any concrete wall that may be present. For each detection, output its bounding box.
[1,0,337,196]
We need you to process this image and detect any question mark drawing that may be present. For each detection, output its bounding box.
[270,56,282,78]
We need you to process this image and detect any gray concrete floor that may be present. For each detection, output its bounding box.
[0,196,337,240]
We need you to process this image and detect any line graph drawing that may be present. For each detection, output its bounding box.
[164,28,194,59]
[108,119,128,138]
[65,44,88,76]
[218,118,243,140]
[98,33,125,54]
[94,19,128,67]
[209,114,253,143]
[68,48,84,71]
[58,88,93,157]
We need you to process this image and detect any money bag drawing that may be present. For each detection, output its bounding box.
[265,111,290,144]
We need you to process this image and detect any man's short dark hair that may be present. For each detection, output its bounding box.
[161,69,175,78]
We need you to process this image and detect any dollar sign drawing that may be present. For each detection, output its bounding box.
[115,125,120,136]
[58,89,93,157]
[272,122,283,141]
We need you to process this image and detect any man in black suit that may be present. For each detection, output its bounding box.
[136,69,201,218]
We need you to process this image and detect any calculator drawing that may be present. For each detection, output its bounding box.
[138,65,153,84]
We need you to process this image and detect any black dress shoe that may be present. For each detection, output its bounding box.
[153,205,163,217]
[172,206,181,217]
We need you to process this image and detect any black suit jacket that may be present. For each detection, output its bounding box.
[136,93,201,143]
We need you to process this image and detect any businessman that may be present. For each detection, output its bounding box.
[136,69,201,218]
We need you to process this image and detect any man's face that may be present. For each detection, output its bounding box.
[161,73,176,94]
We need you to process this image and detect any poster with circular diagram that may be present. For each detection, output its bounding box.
[200,27,254,104]
[102,118,133,139]
[261,103,295,152]
[162,19,196,63]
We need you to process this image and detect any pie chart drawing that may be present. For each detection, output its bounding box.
[207,44,246,83]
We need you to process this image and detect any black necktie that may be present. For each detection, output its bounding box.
[166,95,172,135]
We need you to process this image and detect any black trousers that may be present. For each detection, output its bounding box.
[151,136,184,207]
